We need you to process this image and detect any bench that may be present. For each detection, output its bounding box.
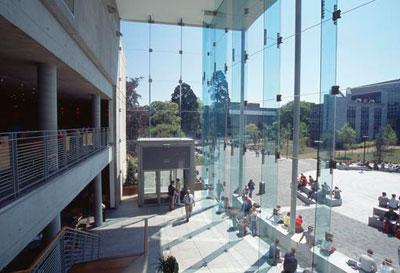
[297,191,315,205]
[368,216,384,230]
[373,206,389,219]
[325,197,342,207]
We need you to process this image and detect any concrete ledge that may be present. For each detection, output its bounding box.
[0,147,112,270]
[233,194,356,273]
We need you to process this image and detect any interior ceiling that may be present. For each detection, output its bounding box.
[0,17,102,99]
[116,0,276,30]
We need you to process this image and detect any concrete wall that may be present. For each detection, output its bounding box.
[117,43,127,186]
[0,147,112,270]
[0,0,120,98]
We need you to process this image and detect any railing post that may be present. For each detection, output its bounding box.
[11,133,19,198]
[143,218,148,256]
[44,131,49,179]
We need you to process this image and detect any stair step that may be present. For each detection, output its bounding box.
[69,255,142,273]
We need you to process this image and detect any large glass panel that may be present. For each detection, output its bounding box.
[313,0,338,271]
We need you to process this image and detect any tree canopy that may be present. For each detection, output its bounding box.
[246,123,261,145]
[126,77,143,109]
[337,123,356,150]
[146,101,184,138]
[171,83,201,138]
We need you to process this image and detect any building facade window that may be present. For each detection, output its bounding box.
[347,106,356,129]
[360,106,369,138]
[373,108,382,138]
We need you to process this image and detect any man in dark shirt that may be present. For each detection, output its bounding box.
[283,248,298,273]
[248,179,255,198]
[384,208,399,235]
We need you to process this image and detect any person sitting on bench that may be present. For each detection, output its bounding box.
[378,192,389,208]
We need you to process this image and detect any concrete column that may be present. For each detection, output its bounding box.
[94,175,103,227]
[38,63,57,131]
[38,63,58,173]
[92,94,103,226]
[44,213,61,241]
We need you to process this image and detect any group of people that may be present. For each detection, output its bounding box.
[347,249,396,273]
[297,173,342,201]
[268,205,305,234]
[168,179,195,222]
[229,194,259,237]
[378,192,400,237]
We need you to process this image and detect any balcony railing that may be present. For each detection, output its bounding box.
[0,128,109,207]
[12,227,101,273]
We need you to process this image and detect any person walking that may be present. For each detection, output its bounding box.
[183,189,195,222]
[168,181,176,211]
[248,179,255,198]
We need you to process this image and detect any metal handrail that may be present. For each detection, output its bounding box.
[0,128,109,207]
[12,227,101,273]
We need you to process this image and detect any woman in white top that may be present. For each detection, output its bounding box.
[183,189,195,222]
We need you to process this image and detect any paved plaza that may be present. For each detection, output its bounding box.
[96,150,400,272]
[95,196,295,273]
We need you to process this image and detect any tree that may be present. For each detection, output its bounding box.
[171,83,201,138]
[375,124,398,161]
[126,77,143,109]
[209,70,230,137]
[279,101,313,136]
[148,101,184,138]
[337,123,356,159]
[126,77,150,142]
[280,124,291,158]
[246,123,260,145]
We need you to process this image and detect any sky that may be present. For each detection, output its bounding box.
[121,0,400,106]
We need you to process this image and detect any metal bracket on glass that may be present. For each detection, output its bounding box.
[149,48,153,53]
[263,29,267,46]
[332,5,341,24]
[321,0,325,19]
[213,41,216,47]
[178,18,184,26]
[244,51,248,63]
[225,28,228,33]
[277,33,282,48]
[148,16,154,24]
[232,48,235,62]
[231,143,234,156]
[276,94,282,102]
[243,144,246,155]
[224,63,228,74]
[331,85,340,95]
[179,50,183,55]
[179,79,182,84]
[244,8,249,15]
[148,78,152,83]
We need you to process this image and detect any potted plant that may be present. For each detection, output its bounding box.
[156,255,179,273]
[123,156,138,196]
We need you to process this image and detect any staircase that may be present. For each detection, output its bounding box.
[11,219,148,273]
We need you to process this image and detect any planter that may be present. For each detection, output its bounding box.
[123,184,138,196]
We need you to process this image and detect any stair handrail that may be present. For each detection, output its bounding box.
[10,227,100,273]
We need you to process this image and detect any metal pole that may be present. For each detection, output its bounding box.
[290,0,302,234]
[238,30,246,190]
[363,136,366,163]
